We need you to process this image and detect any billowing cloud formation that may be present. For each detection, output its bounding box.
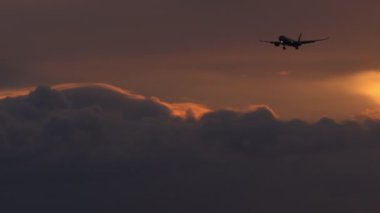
[1,84,380,212]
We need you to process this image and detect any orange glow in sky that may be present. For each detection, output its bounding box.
[326,71,380,104]
[354,72,380,104]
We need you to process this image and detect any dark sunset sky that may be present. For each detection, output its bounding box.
[3,1,380,212]
[2,0,380,120]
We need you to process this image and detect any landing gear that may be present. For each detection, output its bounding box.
[282,45,286,50]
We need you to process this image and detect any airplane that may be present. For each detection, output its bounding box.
[260,33,329,50]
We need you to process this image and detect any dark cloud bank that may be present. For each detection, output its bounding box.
[1,84,380,213]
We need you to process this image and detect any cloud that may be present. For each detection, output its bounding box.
[1,83,380,212]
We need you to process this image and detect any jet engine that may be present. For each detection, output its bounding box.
[274,43,280,47]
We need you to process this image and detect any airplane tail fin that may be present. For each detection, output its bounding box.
[298,33,302,42]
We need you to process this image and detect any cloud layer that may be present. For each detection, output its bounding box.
[1,84,380,212]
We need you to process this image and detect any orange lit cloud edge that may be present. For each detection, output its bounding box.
[0,83,215,119]
[2,78,380,121]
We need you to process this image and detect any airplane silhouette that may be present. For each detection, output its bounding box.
[260,33,329,50]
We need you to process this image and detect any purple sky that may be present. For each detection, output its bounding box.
[2,0,380,119]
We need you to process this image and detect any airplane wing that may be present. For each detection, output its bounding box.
[299,37,329,44]
[259,40,281,45]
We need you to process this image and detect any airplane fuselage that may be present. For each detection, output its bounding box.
[260,34,329,50]
[278,35,301,49]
